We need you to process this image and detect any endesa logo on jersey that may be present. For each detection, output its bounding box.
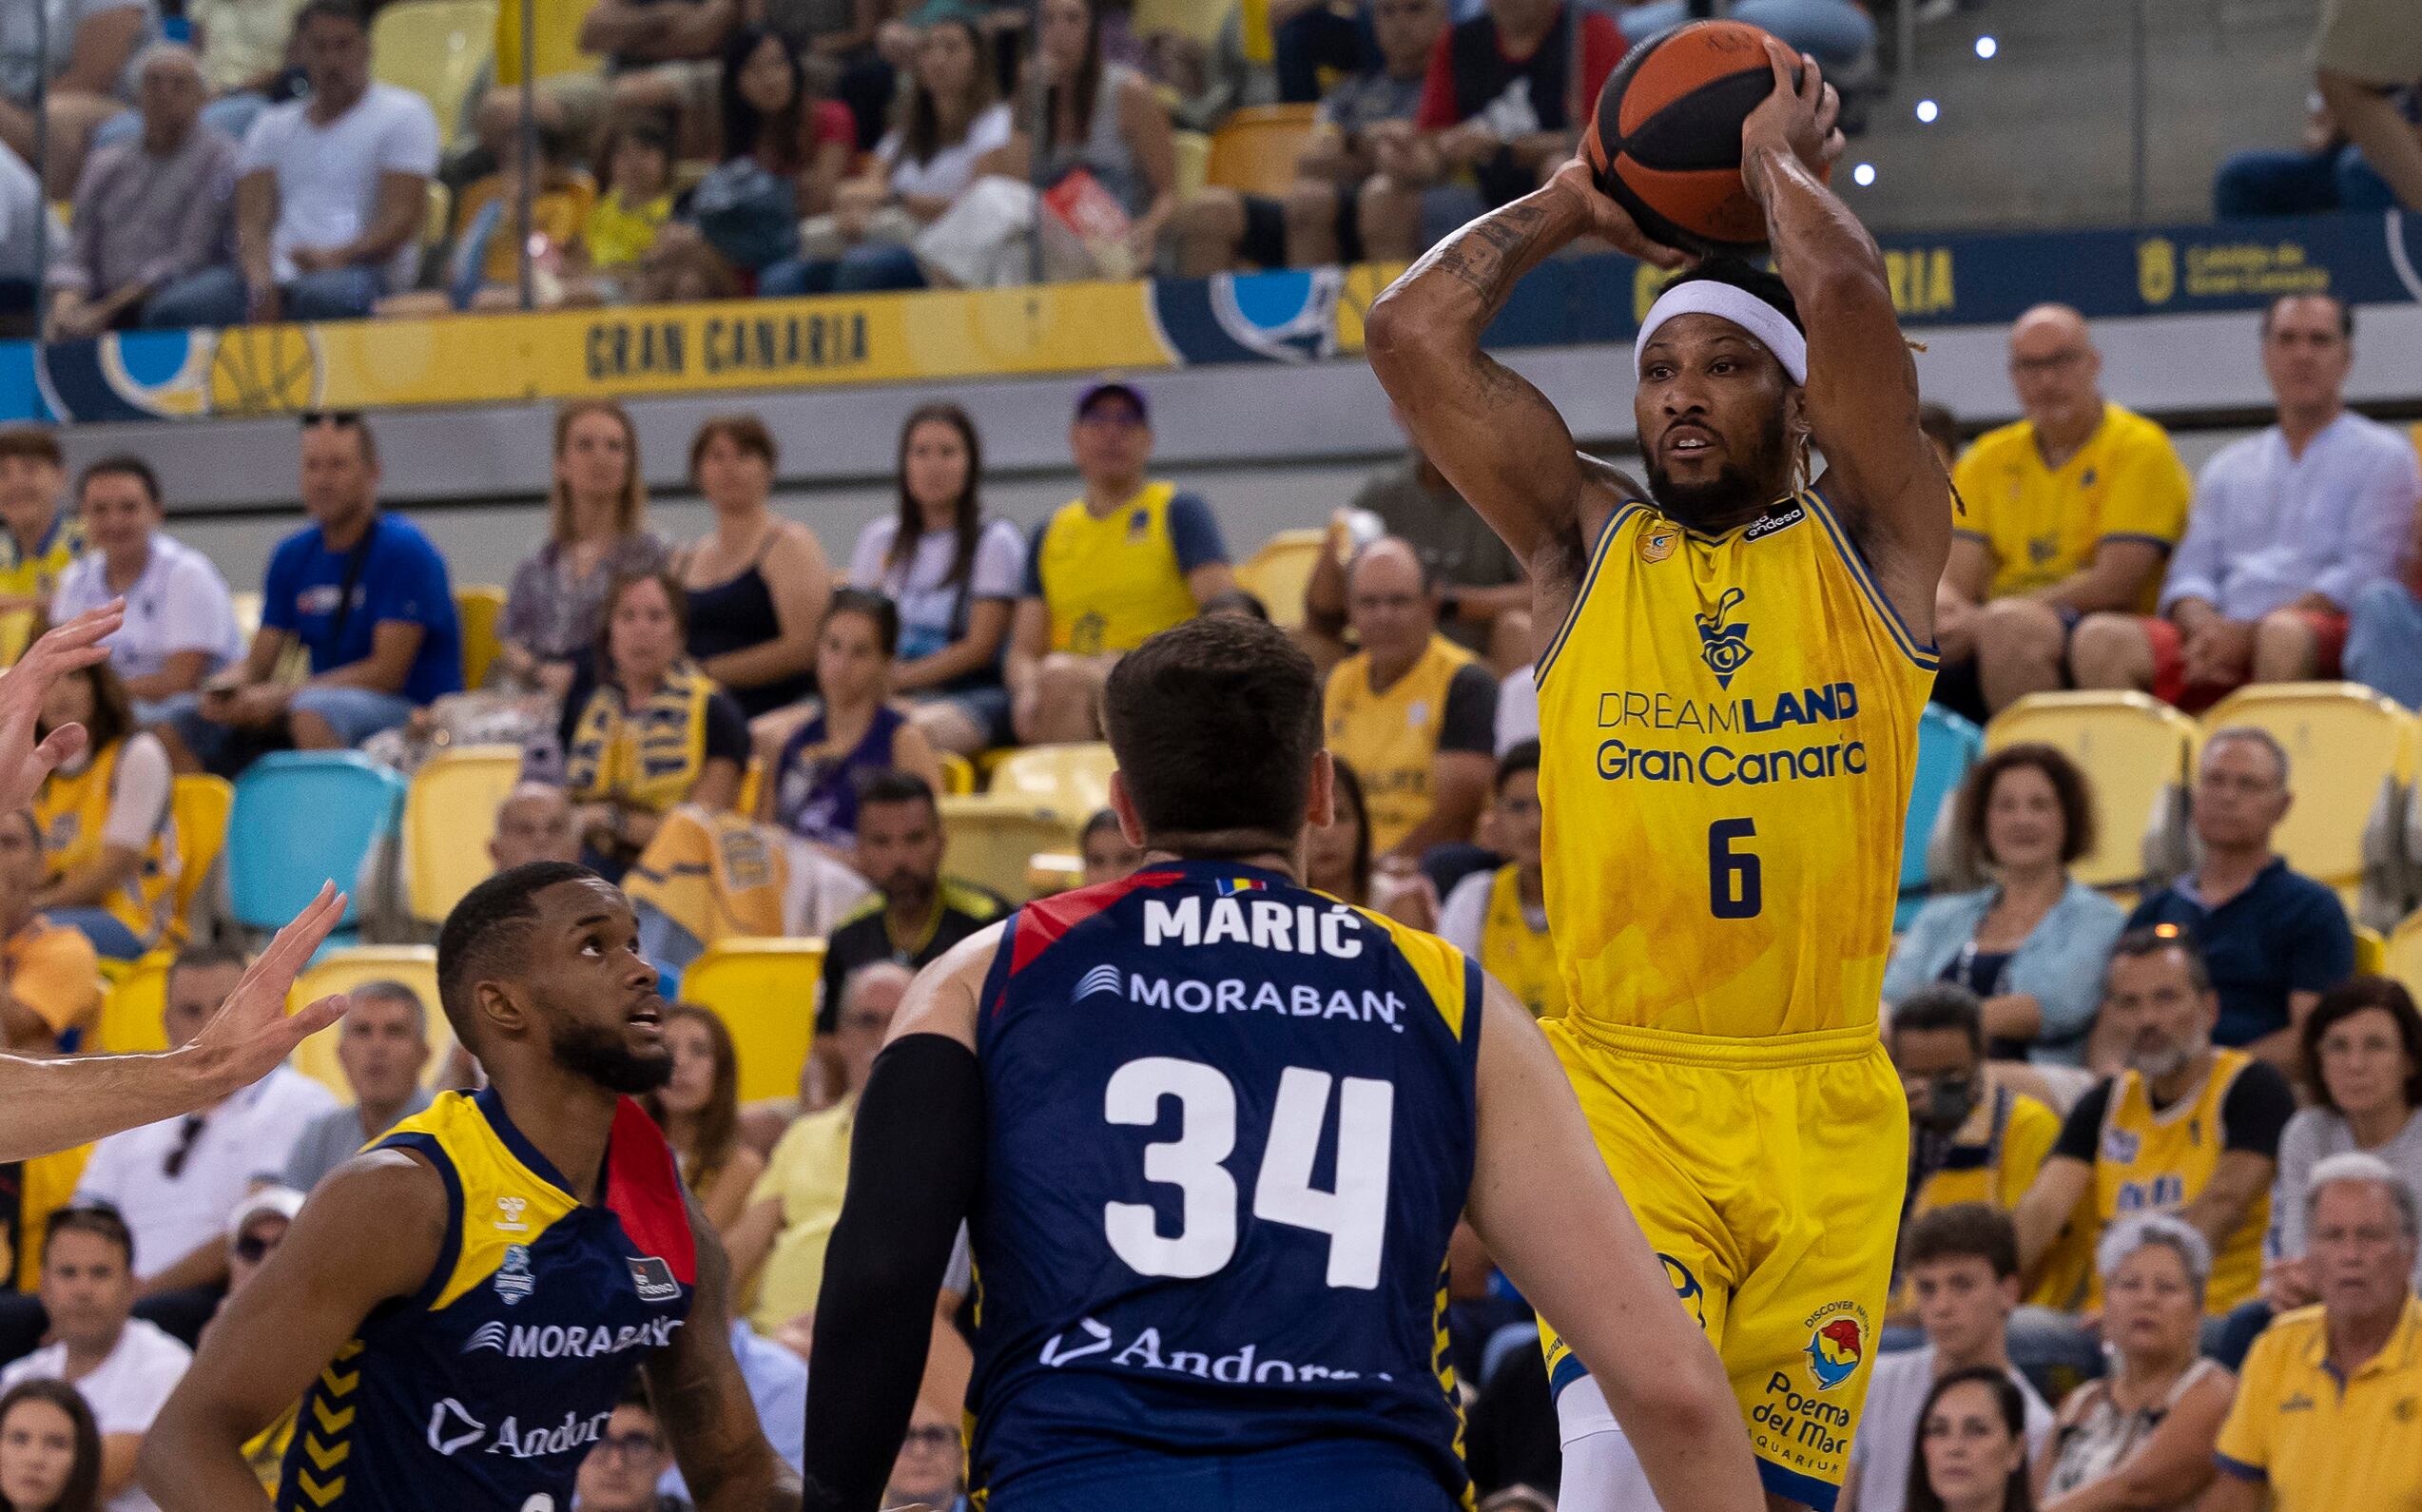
[1143,895,1364,959]
[461,1316,681,1360]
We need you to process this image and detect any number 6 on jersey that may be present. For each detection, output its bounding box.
[1103,1056,1395,1290]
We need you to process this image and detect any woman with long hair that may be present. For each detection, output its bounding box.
[557,570,750,880]
[1306,757,1373,907]
[0,1381,100,1512]
[32,659,178,960]
[640,1004,765,1233]
[804,13,1014,291]
[1909,1367,2037,1512]
[844,403,1026,754]
[675,415,831,720]
[765,590,944,857]
[497,400,669,698]
[1001,0,1178,274]
[716,25,854,215]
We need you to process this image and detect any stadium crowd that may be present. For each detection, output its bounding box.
[0,267,2404,1508]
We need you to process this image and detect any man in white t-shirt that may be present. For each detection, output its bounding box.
[145,0,436,328]
[73,945,337,1344]
[0,1204,192,1512]
[1841,1204,2055,1512]
[51,456,243,724]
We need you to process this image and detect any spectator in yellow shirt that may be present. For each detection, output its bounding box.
[581,117,676,277]
[2208,1151,2422,1511]
[1935,307,2192,719]
[0,809,100,1056]
[0,427,83,620]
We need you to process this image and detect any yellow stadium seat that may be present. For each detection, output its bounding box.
[2200,683,2417,908]
[1207,104,1320,197]
[168,775,233,944]
[1172,129,1211,203]
[2356,924,2387,978]
[94,950,175,1055]
[679,938,824,1103]
[737,756,765,818]
[287,946,454,1100]
[938,752,975,797]
[493,0,591,84]
[423,179,453,249]
[1133,0,1227,48]
[457,585,506,689]
[940,798,1086,903]
[2389,911,2422,998]
[986,744,1117,819]
[1236,529,1326,629]
[404,744,525,923]
[1986,692,2198,892]
[372,0,499,148]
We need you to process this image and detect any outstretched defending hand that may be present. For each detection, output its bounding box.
[184,882,354,1098]
[1741,37,1846,196]
[1546,159,1692,270]
[0,601,126,815]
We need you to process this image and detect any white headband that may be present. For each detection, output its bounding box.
[1634,281,1808,385]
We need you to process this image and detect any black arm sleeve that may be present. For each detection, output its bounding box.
[800,1032,986,1512]
[1437,663,1499,755]
[2051,1079,2114,1164]
[2219,1059,2297,1156]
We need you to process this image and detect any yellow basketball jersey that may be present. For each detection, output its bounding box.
[34,741,181,951]
[1534,489,1935,1042]
[1480,863,1564,1020]
[1325,633,1477,855]
[1035,481,1202,655]
[2089,1049,2270,1311]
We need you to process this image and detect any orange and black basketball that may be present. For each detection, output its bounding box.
[1582,19,1822,255]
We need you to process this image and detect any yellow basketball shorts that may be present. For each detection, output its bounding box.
[1538,1018,1908,1508]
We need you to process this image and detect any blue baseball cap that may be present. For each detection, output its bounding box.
[1075,380,1149,422]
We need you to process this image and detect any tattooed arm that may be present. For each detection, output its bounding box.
[1741,41,1950,631]
[1366,171,1682,623]
[650,1195,804,1512]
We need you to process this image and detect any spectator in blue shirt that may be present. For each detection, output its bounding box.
[2070,293,2418,712]
[159,412,462,776]
[2125,726,2354,1078]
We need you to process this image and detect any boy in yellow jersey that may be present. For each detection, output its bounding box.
[1369,40,1951,1511]
[1006,383,1236,745]
[1439,741,1564,1021]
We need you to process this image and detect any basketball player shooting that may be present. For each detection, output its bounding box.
[1369,35,1951,1512]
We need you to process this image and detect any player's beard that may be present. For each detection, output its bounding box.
[1646,405,1793,532]
[548,1015,675,1095]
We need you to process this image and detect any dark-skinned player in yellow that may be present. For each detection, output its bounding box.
[1368,38,1951,1512]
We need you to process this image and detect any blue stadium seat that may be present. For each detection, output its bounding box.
[227,752,408,937]
[1899,706,1984,928]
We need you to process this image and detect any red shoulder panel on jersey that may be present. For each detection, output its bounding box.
[1003,868,1183,982]
[605,1096,698,1285]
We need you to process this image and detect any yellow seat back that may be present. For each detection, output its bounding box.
[985,744,1117,819]
[493,0,590,84]
[287,947,454,1100]
[2200,683,2418,900]
[937,752,975,797]
[1206,104,1320,197]
[168,775,234,943]
[371,0,500,148]
[680,938,824,1103]
[2389,912,2422,998]
[2355,924,2387,979]
[939,798,1085,903]
[94,950,176,1055]
[1986,692,2197,891]
[1235,529,1325,629]
[456,585,506,690]
[1172,129,1211,202]
[404,744,525,922]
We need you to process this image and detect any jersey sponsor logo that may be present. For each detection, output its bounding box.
[2102,1127,2141,1165]
[628,1256,680,1302]
[461,1316,682,1359]
[1143,895,1365,960]
[1594,683,1862,736]
[1107,970,1408,1034]
[494,1196,529,1233]
[1638,521,1679,563]
[1595,737,1869,787]
[1695,587,1754,688]
[1743,505,1805,542]
[1126,509,1152,541]
[1076,964,1125,1001]
[2279,1391,2315,1414]
[1806,1314,1864,1390]
[427,1399,485,1455]
[494,1244,536,1307]
[1037,1315,1392,1386]
[485,1408,614,1460]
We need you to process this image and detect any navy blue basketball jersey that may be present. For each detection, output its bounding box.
[966,860,1482,1504]
[275,1089,696,1512]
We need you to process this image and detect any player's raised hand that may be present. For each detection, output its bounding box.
[1742,37,1845,187]
[183,882,354,1097]
[0,600,126,816]
[1547,158,1691,269]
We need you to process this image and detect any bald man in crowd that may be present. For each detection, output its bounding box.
[1934,305,2194,719]
[489,783,578,871]
[1322,536,1498,867]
